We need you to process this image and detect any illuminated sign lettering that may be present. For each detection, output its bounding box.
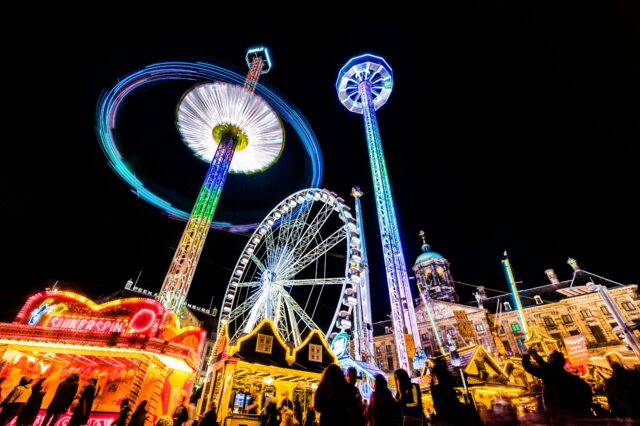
[28,304,49,325]
[49,316,127,333]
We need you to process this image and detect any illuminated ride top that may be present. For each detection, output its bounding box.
[157,47,285,314]
[0,291,205,423]
[96,55,323,233]
[336,54,421,372]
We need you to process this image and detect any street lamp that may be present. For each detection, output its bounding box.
[450,348,475,410]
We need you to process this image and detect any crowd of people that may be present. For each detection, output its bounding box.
[2,346,639,426]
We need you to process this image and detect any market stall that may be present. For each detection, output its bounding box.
[0,291,205,426]
[199,319,336,425]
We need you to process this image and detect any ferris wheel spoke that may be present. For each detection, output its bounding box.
[228,290,262,323]
[278,201,334,272]
[284,293,302,346]
[274,208,297,253]
[280,227,347,280]
[274,277,345,287]
[264,227,276,266]
[279,203,314,264]
[250,254,267,273]
[242,288,272,334]
[234,281,261,288]
[279,288,321,336]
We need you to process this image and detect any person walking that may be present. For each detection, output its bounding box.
[393,369,425,426]
[68,378,98,426]
[314,364,360,426]
[128,400,149,426]
[200,401,218,426]
[42,373,80,426]
[260,401,279,426]
[278,391,293,412]
[0,376,32,426]
[292,399,302,425]
[173,396,189,426]
[366,374,400,426]
[16,377,47,426]
[112,398,132,426]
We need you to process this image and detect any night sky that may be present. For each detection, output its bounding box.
[2,4,638,328]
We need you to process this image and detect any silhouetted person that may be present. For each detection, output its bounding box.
[302,406,316,426]
[69,378,98,426]
[604,353,640,419]
[393,369,424,426]
[17,377,47,426]
[260,401,279,426]
[128,400,149,426]
[43,373,79,426]
[344,367,365,426]
[112,398,132,426]
[314,364,360,426]
[522,346,592,424]
[0,376,32,426]
[279,391,293,412]
[173,396,189,426]
[366,374,400,426]
[246,390,260,414]
[200,401,218,426]
[429,354,468,425]
[293,399,302,425]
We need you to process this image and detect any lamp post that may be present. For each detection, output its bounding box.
[450,348,475,410]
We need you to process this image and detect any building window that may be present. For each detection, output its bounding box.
[543,317,556,328]
[475,323,484,332]
[387,357,394,371]
[497,326,505,334]
[534,295,543,305]
[622,302,636,311]
[376,346,381,354]
[421,333,429,341]
[386,345,392,354]
[568,329,580,336]
[503,302,512,311]
[502,340,512,356]
[581,310,593,319]
[601,306,611,315]
[561,315,573,324]
[511,323,521,332]
[480,338,488,347]
[589,325,607,343]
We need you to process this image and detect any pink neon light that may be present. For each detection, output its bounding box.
[49,316,127,333]
[7,411,118,426]
[128,308,155,333]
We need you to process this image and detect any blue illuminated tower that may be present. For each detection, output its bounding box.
[337,55,421,371]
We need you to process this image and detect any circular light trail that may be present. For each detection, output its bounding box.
[96,61,323,232]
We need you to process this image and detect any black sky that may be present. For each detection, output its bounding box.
[2,3,639,326]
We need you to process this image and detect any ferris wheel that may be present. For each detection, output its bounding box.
[220,188,363,346]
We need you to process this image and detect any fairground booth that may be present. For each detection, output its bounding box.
[0,291,205,425]
[198,320,336,426]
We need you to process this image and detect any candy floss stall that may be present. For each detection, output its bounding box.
[0,291,205,425]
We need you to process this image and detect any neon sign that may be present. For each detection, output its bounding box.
[49,316,127,333]
[28,304,49,325]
